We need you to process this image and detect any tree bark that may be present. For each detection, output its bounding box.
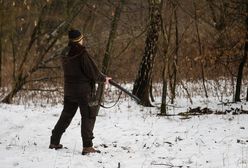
[170,2,179,104]
[0,22,2,87]
[1,73,27,103]
[96,0,124,112]
[160,61,168,114]
[0,0,3,87]
[235,1,248,102]
[132,0,162,106]
[160,5,172,115]
[150,80,155,102]
[246,87,248,102]
[10,36,17,84]
[193,0,208,98]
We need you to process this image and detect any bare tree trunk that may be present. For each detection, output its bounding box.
[161,60,168,114]
[170,2,179,104]
[150,80,155,102]
[96,0,124,112]
[235,1,248,102]
[1,74,27,103]
[180,80,193,104]
[10,36,16,83]
[246,87,248,101]
[0,0,3,87]
[102,1,124,74]
[159,0,174,115]
[0,23,2,87]
[132,0,162,106]
[200,64,208,97]
[193,0,208,98]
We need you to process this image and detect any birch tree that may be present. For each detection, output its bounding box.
[132,0,163,106]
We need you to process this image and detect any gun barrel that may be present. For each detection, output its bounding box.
[109,80,141,104]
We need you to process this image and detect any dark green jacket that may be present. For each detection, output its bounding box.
[62,43,106,100]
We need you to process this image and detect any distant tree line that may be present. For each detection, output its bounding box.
[0,0,247,114]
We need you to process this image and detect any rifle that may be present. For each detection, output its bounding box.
[109,80,141,104]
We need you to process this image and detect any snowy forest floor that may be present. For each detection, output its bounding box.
[0,88,248,168]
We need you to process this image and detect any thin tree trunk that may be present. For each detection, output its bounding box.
[132,0,162,106]
[0,0,3,87]
[0,23,2,87]
[161,61,168,115]
[171,3,179,104]
[193,0,208,98]
[235,2,248,102]
[102,1,124,74]
[1,74,27,103]
[200,63,208,98]
[96,0,124,112]
[11,36,16,83]
[180,80,193,104]
[160,1,172,115]
[66,0,71,17]
[246,87,248,101]
[150,80,155,102]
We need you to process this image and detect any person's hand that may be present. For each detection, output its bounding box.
[105,77,112,85]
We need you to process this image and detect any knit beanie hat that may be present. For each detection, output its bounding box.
[68,29,84,42]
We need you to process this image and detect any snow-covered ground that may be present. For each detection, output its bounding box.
[0,98,248,168]
[0,81,248,168]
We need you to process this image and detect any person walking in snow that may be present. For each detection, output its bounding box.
[49,29,111,155]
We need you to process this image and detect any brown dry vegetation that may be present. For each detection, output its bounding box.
[0,0,247,103]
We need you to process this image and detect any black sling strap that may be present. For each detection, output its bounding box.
[100,80,140,109]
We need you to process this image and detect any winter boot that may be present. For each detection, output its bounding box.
[49,134,63,150]
[49,144,63,150]
[82,147,101,155]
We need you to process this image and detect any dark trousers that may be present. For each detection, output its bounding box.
[50,96,96,147]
